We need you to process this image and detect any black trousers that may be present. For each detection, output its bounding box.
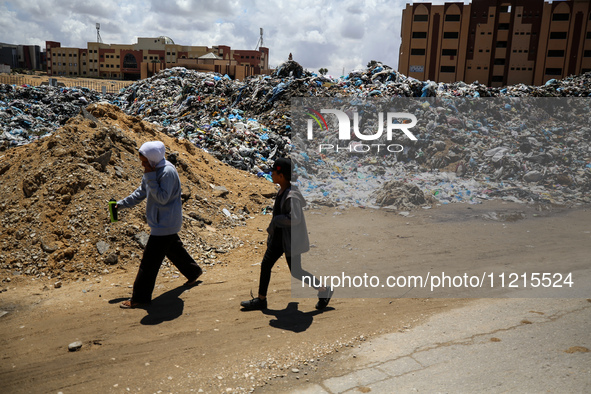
[132,234,201,303]
[258,235,318,297]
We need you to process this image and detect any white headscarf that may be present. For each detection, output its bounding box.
[139,141,166,168]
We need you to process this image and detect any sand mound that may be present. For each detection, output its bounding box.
[0,103,275,282]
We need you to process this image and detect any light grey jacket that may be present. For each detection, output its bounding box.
[117,141,183,236]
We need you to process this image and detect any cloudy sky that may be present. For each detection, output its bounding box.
[1,0,460,76]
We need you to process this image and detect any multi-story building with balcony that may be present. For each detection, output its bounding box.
[399,0,591,86]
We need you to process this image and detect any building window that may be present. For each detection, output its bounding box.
[552,13,569,21]
[496,41,508,48]
[550,32,568,39]
[445,14,460,22]
[411,48,425,55]
[498,23,509,30]
[494,58,505,65]
[443,32,459,39]
[412,31,427,39]
[545,68,562,75]
[414,14,428,22]
[440,66,455,73]
[586,32,591,39]
[584,50,591,57]
[492,76,504,82]
[500,6,511,13]
[442,49,457,56]
[548,50,565,57]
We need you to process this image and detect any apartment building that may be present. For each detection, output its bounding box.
[46,36,270,80]
[399,0,591,86]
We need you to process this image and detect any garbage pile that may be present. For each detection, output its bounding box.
[0,84,108,148]
[290,95,591,207]
[372,180,434,210]
[1,61,591,208]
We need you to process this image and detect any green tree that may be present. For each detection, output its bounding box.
[318,67,328,76]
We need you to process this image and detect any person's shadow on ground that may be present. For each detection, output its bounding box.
[262,302,333,333]
[109,281,202,325]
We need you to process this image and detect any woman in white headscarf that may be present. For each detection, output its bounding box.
[117,141,202,308]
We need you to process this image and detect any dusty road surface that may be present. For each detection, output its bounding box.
[1,201,589,393]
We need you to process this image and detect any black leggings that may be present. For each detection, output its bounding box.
[258,238,319,297]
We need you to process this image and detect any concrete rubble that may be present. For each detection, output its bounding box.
[1,61,590,208]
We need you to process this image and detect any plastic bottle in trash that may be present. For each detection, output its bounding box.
[108,198,118,223]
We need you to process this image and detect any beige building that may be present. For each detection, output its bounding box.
[46,36,270,80]
[399,0,591,86]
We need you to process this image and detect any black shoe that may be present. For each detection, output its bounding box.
[240,297,267,310]
[315,287,334,310]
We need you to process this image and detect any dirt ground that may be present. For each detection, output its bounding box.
[1,200,589,393]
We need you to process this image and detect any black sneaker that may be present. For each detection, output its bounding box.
[240,297,267,310]
[315,287,334,310]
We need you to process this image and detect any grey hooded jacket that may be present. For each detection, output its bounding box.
[117,141,183,236]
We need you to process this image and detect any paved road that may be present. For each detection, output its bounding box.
[283,298,591,393]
